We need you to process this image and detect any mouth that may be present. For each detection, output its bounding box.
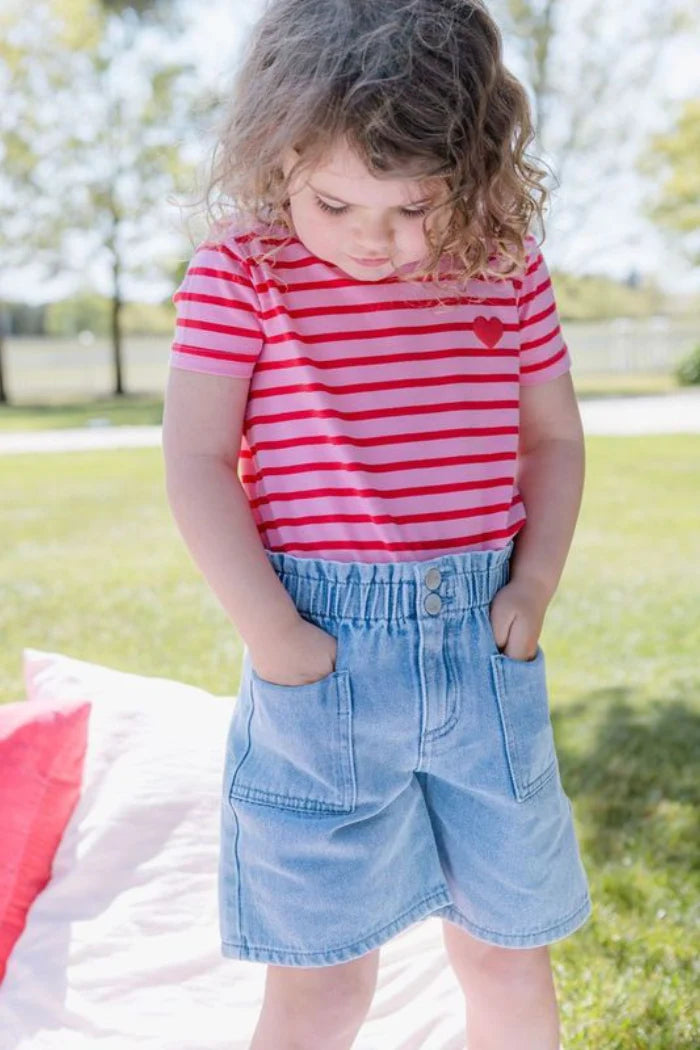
[350,255,391,266]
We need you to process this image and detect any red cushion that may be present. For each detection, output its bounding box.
[0,698,91,984]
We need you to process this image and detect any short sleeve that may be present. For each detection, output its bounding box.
[515,237,571,386]
[169,241,264,379]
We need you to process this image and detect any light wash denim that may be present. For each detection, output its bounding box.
[219,539,592,966]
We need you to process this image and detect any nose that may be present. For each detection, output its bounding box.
[352,215,393,254]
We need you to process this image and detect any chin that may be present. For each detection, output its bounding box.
[341,258,394,278]
[348,264,390,276]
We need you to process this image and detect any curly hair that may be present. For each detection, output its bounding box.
[187,0,553,291]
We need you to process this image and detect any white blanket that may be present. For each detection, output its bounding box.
[0,650,465,1050]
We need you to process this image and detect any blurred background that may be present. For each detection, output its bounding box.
[1,0,699,411]
[1,5,699,1045]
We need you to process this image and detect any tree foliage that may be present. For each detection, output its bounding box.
[491,0,697,272]
[639,97,700,264]
[0,0,203,401]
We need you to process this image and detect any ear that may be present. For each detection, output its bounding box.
[281,146,300,178]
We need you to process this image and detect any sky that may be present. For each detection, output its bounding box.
[4,0,700,304]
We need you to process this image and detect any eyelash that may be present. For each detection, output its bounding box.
[315,197,429,219]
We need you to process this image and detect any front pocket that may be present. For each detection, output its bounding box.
[228,663,356,817]
[489,645,558,802]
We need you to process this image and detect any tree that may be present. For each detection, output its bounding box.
[0,3,77,403]
[0,0,204,402]
[638,97,700,266]
[491,0,696,271]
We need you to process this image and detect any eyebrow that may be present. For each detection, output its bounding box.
[309,183,433,207]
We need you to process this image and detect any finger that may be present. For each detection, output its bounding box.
[491,609,515,652]
[502,618,537,661]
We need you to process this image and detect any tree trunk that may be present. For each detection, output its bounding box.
[0,304,8,405]
[111,252,124,396]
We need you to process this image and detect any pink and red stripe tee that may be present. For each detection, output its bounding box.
[169,219,571,562]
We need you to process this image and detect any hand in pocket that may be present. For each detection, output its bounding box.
[249,616,338,686]
[489,577,549,661]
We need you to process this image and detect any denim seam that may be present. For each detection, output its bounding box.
[274,568,502,581]
[424,617,461,741]
[492,657,523,795]
[490,655,557,803]
[226,690,255,812]
[337,671,356,812]
[443,892,592,943]
[272,604,498,623]
[222,885,451,959]
[228,788,355,815]
[232,808,247,954]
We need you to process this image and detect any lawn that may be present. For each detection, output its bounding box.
[2,435,699,1048]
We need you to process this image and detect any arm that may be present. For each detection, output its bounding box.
[489,371,585,660]
[161,366,301,658]
[509,370,585,603]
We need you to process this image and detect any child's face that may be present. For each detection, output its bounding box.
[281,139,450,281]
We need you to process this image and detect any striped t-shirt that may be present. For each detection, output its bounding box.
[169,219,571,562]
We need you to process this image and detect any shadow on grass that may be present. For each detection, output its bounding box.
[556,689,698,862]
[553,688,699,1045]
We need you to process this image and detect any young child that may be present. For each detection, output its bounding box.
[162,2,592,1048]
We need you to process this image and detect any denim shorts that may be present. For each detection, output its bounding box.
[219,540,592,966]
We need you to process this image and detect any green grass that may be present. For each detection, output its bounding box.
[0,393,164,431]
[0,371,692,431]
[1,436,699,1048]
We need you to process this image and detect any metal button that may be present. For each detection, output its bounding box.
[424,567,442,590]
[424,592,442,615]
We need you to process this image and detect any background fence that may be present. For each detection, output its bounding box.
[3,315,699,401]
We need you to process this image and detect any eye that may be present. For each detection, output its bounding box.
[315,198,348,216]
[314,197,430,219]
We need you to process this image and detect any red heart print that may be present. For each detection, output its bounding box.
[473,316,503,348]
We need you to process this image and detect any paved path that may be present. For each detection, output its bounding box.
[577,390,699,435]
[0,391,698,454]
